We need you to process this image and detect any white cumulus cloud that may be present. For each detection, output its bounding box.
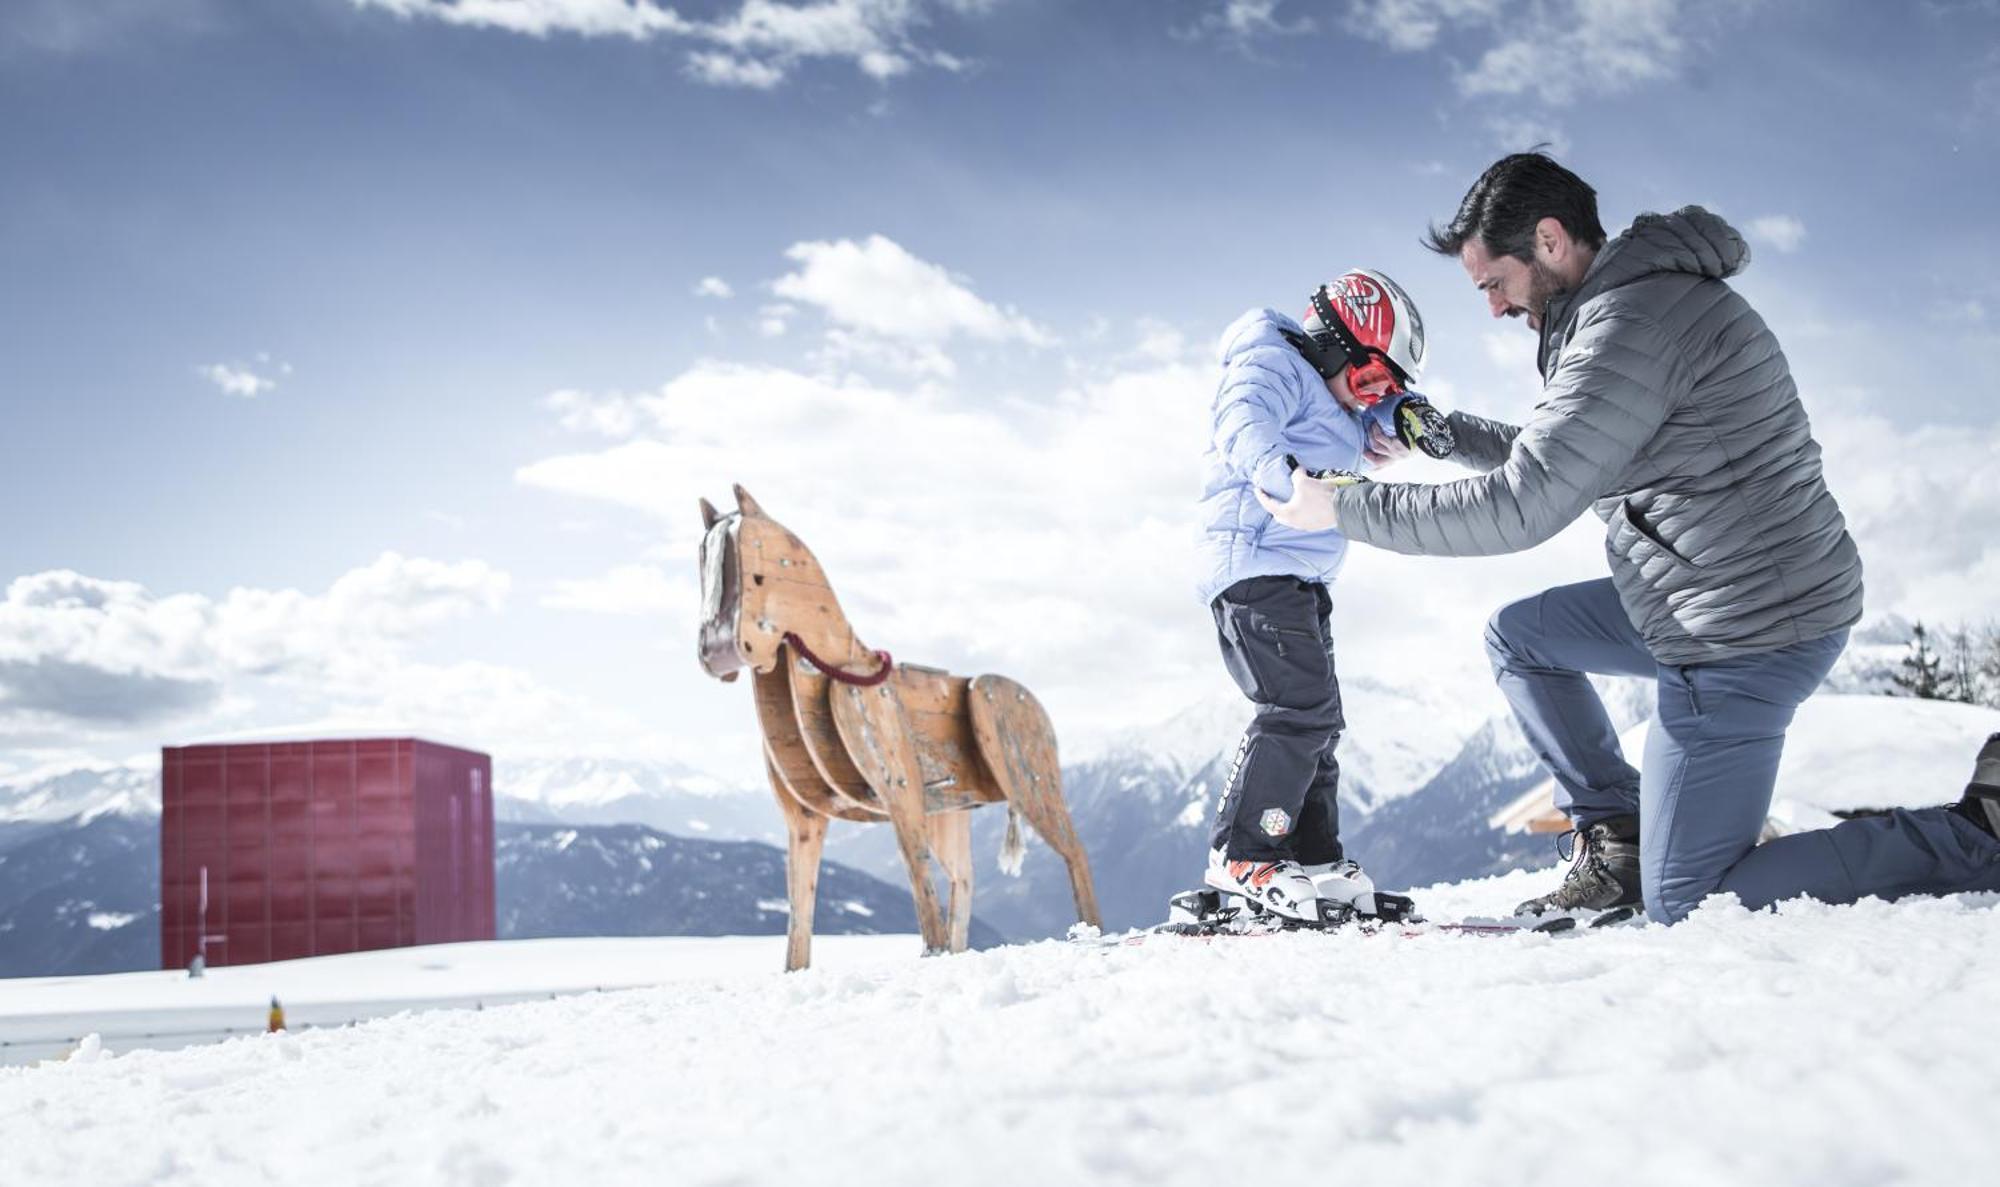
[351,0,983,90]
[198,362,279,398]
[1178,0,1317,43]
[693,276,735,299]
[0,554,509,732]
[1747,214,1807,254]
[772,234,1052,346]
[1347,0,1747,106]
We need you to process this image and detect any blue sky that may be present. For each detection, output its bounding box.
[2,0,1996,780]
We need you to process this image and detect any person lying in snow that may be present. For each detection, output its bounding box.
[1258,151,2000,923]
[1194,269,1453,923]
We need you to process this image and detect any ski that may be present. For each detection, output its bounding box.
[1077,888,1641,948]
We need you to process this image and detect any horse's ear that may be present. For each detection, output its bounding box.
[699,498,720,530]
[732,485,766,517]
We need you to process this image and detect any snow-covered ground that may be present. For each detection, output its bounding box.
[0,935,917,1067]
[6,878,1998,1186]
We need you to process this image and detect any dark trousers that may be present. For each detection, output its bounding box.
[1209,576,1344,863]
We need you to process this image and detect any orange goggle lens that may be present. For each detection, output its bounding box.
[1346,357,1404,406]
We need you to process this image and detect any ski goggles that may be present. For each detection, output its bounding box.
[1344,354,1406,407]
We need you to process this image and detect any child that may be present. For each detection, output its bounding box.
[1195,269,1449,922]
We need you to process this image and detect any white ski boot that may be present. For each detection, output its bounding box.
[1302,858,1378,916]
[1204,848,1330,922]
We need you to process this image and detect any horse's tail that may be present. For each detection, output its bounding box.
[996,805,1027,877]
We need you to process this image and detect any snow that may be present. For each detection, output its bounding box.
[0,761,158,823]
[498,756,739,810]
[0,935,919,1067]
[5,885,1998,1186]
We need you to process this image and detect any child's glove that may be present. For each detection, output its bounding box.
[1391,396,1456,460]
[1285,456,1369,486]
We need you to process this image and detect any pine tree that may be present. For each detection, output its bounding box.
[1940,625,1979,705]
[1890,622,1948,700]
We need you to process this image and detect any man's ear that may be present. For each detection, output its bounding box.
[1535,216,1571,263]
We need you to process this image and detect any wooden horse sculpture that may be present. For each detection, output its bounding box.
[696,485,1101,970]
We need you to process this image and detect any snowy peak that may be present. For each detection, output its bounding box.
[1084,674,1497,814]
[0,763,159,824]
[493,756,776,842]
[497,756,738,809]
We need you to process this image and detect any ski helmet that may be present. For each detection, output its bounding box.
[1295,268,1427,405]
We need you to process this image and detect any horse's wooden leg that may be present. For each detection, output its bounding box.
[927,810,974,953]
[830,682,950,953]
[764,751,828,972]
[968,675,1102,929]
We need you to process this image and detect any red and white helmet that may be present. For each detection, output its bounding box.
[1298,268,1428,400]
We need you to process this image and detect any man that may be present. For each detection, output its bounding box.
[1258,152,2000,923]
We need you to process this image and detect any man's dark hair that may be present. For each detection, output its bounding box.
[1423,151,1607,262]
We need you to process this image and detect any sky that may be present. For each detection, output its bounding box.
[1,0,1996,785]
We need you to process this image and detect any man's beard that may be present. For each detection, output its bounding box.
[1522,258,1568,330]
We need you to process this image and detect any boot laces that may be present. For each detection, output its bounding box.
[1554,827,1604,884]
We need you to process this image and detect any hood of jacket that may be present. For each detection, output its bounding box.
[1540,206,1750,373]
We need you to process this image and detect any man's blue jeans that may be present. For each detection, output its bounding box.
[1486,579,2000,922]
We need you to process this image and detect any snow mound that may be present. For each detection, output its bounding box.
[5,883,1997,1185]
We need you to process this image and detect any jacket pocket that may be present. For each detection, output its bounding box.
[1611,499,1701,570]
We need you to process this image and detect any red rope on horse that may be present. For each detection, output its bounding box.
[782,632,895,687]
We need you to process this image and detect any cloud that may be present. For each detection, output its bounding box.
[1348,0,1747,106]
[0,555,509,733]
[547,388,648,437]
[771,234,1052,346]
[687,51,787,88]
[757,303,795,337]
[1930,298,1988,325]
[0,658,221,725]
[693,276,735,299]
[198,361,279,398]
[1486,113,1570,156]
[1747,214,1807,253]
[545,564,691,617]
[0,0,217,59]
[1346,0,1501,52]
[1811,405,2000,629]
[1177,1,1316,44]
[511,335,1611,738]
[351,0,983,90]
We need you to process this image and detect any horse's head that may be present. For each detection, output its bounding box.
[697,485,822,681]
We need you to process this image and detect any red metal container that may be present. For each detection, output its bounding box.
[160,738,494,969]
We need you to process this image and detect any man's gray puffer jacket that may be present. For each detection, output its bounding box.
[1333,207,1864,665]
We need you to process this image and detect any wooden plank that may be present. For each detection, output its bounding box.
[786,658,881,813]
[752,666,878,823]
[763,752,827,972]
[831,681,949,952]
[926,810,973,954]
[969,674,1100,928]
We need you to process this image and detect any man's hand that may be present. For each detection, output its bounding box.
[1256,467,1366,531]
